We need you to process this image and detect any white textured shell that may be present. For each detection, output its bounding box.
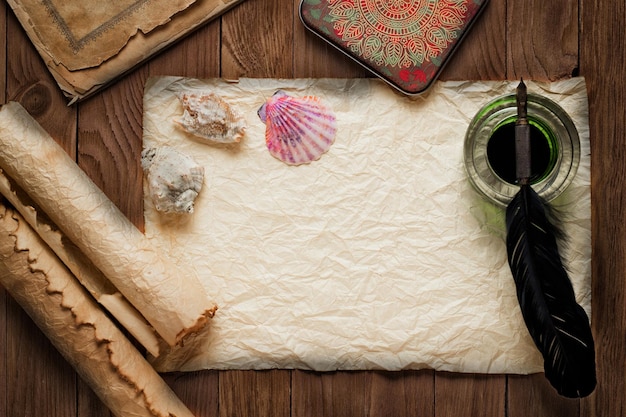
[174,92,246,144]
[141,147,205,214]
[258,90,337,165]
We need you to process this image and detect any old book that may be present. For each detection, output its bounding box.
[6,0,245,102]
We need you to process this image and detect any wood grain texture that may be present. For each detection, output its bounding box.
[0,0,6,104]
[77,379,112,417]
[507,0,579,81]
[221,0,294,79]
[580,1,626,416]
[148,20,222,79]
[292,370,434,417]
[6,295,77,417]
[76,70,146,229]
[5,9,76,157]
[440,0,506,81]
[219,370,291,417]
[162,371,220,417]
[508,375,579,417]
[435,373,505,417]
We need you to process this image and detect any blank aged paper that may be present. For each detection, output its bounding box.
[143,77,591,374]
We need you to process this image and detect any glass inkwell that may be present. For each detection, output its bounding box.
[464,92,580,207]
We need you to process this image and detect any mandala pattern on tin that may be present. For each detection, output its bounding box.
[327,0,468,68]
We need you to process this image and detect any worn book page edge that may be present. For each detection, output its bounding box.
[7,0,243,102]
[6,0,199,70]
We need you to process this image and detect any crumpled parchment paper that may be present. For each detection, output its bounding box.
[143,77,591,374]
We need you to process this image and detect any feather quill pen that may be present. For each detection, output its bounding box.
[505,80,596,398]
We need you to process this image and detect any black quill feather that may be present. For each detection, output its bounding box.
[505,79,596,398]
[506,184,596,398]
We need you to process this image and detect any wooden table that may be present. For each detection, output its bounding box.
[0,0,623,416]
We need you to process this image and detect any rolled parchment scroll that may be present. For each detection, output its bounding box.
[0,170,161,357]
[0,102,216,346]
[0,202,195,417]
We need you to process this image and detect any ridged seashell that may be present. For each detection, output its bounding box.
[174,92,246,144]
[258,90,337,165]
[141,147,204,214]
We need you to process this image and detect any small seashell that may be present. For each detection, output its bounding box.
[174,92,246,144]
[141,146,205,214]
[258,90,337,165]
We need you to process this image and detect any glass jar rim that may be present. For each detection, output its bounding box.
[463,92,580,208]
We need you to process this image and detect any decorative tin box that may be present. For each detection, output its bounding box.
[299,0,489,95]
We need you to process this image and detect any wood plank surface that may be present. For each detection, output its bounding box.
[77,71,146,227]
[581,1,626,416]
[507,0,579,81]
[219,370,291,417]
[5,10,76,154]
[508,375,580,417]
[292,370,434,417]
[222,0,294,79]
[162,371,220,417]
[1,0,624,416]
[435,373,505,417]
[5,295,77,417]
[440,0,506,81]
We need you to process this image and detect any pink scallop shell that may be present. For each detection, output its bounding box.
[258,91,337,165]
